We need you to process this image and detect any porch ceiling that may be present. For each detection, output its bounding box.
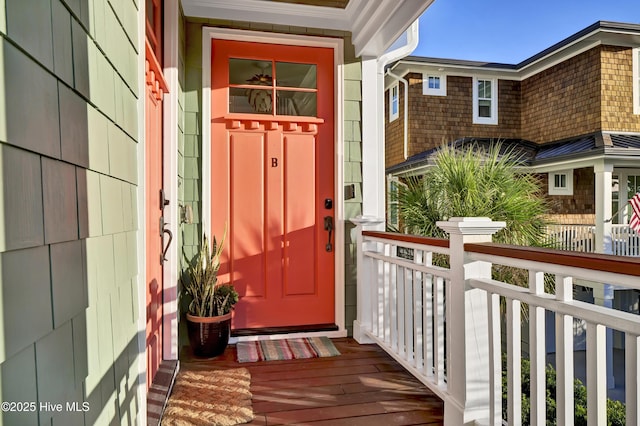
[181,0,434,57]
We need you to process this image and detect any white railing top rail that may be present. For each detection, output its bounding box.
[362,231,451,254]
[470,277,640,334]
[466,242,640,289]
[364,250,452,279]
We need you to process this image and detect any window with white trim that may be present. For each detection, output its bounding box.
[387,176,405,230]
[634,48,640,115]
[387,177,399,229]
[473,77,498,124]
[423,73,446,96]
[549,170,573,195]
[389,82,399,122]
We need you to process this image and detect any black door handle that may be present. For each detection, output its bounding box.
[324,216,333,252]
[161,228,173,264]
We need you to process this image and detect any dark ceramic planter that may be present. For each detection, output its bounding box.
[186,312,232,358]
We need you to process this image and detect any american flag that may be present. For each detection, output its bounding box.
[630,192,640,234]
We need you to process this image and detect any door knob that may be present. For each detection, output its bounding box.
[324,216,333,252]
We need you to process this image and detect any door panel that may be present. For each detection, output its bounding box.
[145,65,163,387]
[211,39,334,330]
[284,133,316,296]
[230,132,266,297]
[145,41,168,388]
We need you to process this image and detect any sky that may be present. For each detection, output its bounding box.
[413,0,640,64]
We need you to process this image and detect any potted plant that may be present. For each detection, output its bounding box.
[183,227,239,357]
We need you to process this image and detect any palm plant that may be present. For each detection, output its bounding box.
[183,227,239,317]
[395,142,553,299]
[396,142,548,246]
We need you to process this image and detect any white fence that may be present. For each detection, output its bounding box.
[353,217,640,425]
[544,224,596,253]
[611,225,640,257]
[544,224,640,257]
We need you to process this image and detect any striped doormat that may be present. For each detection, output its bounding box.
[236,336,340,363]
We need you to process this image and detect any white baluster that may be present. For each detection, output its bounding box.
[586,322,607,425]
[529,271,546,426]
[555,274,574,426]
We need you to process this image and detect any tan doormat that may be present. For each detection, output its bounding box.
[161,367,254,426]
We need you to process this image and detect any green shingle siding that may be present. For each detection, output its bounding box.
[59,83,90,168]
[0,345,38,426]
[52,0,74,86]
[0,0,142,423]
[42,157,79,244]
[0,246,53,362]
[0,145,45,251]
[342,60,362,337]
[0,0,5,34]
[6,0,55,70]
[1,39,61,158]
[50,240,87,328]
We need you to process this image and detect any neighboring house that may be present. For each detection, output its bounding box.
[0,0,433,424]
[384,21,640,258]
[383,21,640,391]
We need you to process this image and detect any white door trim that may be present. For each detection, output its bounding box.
[162,0,180,361]
[136,2,148,425]
[201,27,347,336]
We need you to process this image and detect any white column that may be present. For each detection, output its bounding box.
[437,217,506,425]
[593,162,616,388]
[351,216,384,343]
[361,57,386,221]
[355,57,386,343]
[594,162,613,254]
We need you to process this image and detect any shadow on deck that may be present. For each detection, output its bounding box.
[178,338,444,425]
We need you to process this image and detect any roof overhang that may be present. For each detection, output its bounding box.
[387,133,640,176]
[530,150,640,173]
[181,0,434,57]
[388,21,640,84]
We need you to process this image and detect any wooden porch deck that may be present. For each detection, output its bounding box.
[180,338,444,425]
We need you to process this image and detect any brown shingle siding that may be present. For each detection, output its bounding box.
[386,44,640,169]
[499,80,522,130]
[542,168,595,217]
[386,73,522,168]
[521,48,602,143]
[601,46,640,131]
[385,85,406,166]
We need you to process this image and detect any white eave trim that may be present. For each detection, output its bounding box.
[182,0,432,58]
[529,154,605,173]
[352,0,432,58]
[183,0,351,31]
[390,42,602,82]
[389,25,638,82]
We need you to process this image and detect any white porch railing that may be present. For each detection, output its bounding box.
[544,224,596,253]
[611,225,640,257]
[544,224,640,256]
[352,217,640,426]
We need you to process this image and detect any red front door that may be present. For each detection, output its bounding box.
[145,42,167,388]
[211,40,335,330]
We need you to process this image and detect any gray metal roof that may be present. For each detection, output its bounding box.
[610,133,640,149]
[534,135,597,161]
[387,132,640,175]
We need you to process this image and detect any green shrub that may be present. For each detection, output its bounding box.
[396,142,548,246]
[502,357,625,425]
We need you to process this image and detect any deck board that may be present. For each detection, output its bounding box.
[179,338,444,425]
